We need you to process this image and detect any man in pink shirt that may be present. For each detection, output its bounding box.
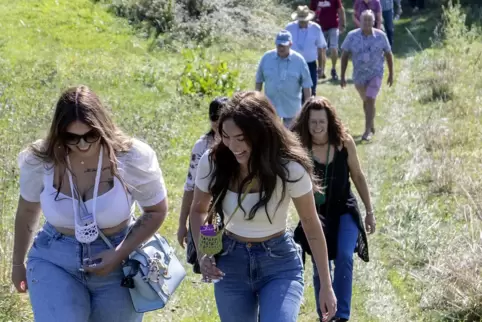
[353,0,382,29]
[310,0,346,80]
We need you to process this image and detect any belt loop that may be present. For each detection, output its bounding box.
[52,231,63,240]
[228,238,236,253]
[261,241,270,252]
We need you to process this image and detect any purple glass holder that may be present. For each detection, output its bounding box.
[200,224,217,236]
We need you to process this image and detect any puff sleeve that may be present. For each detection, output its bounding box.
[17,148,45,203]
[121,139,167,208]
[287,161,313,198]
[194,150,214,193]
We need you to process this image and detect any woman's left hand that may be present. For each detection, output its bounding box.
[365,213,376,234]
[83,249,125,276]
[319,287,337,321]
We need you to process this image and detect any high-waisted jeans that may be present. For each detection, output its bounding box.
[26,222,142,322]
[213,231,304,322]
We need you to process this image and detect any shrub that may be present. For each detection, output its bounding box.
[98,0,290,48]
[106,0,176,37]
[177,50,240,97]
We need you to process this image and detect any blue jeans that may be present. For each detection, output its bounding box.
[313,214,359,320]
[282,117,295,129]
[214,232,304,322]
[26,222,142,322]
[302,61,318,104]
[383,9,394,47]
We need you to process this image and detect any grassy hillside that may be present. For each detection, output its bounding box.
[0,0,480,321]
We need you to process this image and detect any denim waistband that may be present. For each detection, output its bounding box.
[224,229,294,249]
[40,221,130,245]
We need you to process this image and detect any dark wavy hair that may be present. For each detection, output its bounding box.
[206,91,320,223]
[291,96,347,150]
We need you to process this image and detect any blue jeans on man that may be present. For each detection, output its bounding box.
[383,9,394,47]
[312,214,359,320]
[302,61,318,103]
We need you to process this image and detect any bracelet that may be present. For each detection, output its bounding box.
[366,210,374,215]
[12,263,24,267]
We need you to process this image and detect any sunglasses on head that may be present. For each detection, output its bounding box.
[62,129,101,145]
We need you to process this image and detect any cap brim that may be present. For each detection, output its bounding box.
[276,41,291,46]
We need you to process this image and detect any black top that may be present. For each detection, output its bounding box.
[294,145,369,262]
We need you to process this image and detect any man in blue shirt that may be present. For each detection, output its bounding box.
[285,5,327,98]
[255,30,313,128]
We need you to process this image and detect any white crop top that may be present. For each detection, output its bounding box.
[18,139,167,229]
[195,150,313,238]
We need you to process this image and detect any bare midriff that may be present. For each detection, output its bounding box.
[225,229,286,243]
[53,218,130,237]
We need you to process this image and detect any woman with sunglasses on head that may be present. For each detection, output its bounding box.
[177,96,228,273]
[291,97,374,322]
[11,85,168,322]
[190,91,337,322]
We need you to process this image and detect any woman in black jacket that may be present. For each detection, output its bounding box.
[292,96,375,322]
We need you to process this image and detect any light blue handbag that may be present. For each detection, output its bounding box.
[99,228,186,313]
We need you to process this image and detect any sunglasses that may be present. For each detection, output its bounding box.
[62,129,101,145]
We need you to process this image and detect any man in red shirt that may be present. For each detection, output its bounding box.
[310,0,346,80]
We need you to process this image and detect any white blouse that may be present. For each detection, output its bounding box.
[195,150,313,238]
[18,139,167,229]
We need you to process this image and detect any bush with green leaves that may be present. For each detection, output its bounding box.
[178,50,240,97]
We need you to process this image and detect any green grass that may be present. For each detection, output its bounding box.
[0,0,481,321]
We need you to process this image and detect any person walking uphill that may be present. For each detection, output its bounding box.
[11,85,168,322]
[285,5,327,98]
[380,0,402,47]
[310,0,346,80]
[189,91,337,322]
[353,0,382,29]
[255,30,313,129]
[177,96,228,273]
[340,9,394,141]
[292,96,375,322]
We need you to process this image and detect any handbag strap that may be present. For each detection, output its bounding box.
[98,229,114,249]
[203,178,255,227]
[98,213,144,250]
[222,179,255,228]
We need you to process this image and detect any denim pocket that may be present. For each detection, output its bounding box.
[267,237,299,259]
[33,231,53,249]
[217,236,236,257]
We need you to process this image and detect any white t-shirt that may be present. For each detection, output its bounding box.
[18,139,167,229]
[195,150,313,238]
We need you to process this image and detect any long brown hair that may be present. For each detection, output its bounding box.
[206,91,320,222]
[30,85,132,194]
[291,96,347,150]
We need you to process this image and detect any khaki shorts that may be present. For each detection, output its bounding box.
[323,28,340,49]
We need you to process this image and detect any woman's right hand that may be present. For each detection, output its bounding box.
[177,225,188,248]
[199,255,225,282]
[11,263,28,293]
